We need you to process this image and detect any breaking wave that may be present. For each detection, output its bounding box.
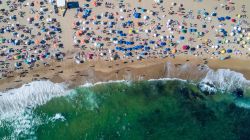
[0,81,69,138]
[199,69,250,94]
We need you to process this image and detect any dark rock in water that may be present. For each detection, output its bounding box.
[233,88,244,98]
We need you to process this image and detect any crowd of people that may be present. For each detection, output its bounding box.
[0,0,249,79]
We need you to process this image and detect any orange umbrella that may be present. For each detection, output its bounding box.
[171,48,177,54]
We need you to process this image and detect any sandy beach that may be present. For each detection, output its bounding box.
[0,55,250,91]
[0,0,249,91]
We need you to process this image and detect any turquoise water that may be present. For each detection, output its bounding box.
[1,80,250,140]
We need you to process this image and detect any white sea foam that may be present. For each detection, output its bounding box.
[235,99,250,109]
[0,80,68,116]
[0,80,69,138]
[80,80,129,87]
[49,113,66,122]
[199,69,250,93]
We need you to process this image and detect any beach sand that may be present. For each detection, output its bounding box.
[0,0,250,91]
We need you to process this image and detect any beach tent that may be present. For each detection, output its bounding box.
[57,0,66,9]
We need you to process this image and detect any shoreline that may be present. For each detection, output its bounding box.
[1,56,250,92]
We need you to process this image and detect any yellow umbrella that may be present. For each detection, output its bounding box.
[221,49,226,54]
[129,29,133,34]
[14,55,18,60]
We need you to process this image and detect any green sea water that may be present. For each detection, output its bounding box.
[1,80,250,140]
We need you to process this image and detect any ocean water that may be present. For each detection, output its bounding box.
[0,69,250,140]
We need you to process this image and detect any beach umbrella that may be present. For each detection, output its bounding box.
[225,16,231,20]
[218,17,225,21]
[118,40,124,44]
[226,49,233,53]
[182,29,187,33]
[145,29,151,33]
[165,48,171,52]
[149,40,155,44]
[160,42,167,46]
[179,36,185,40]
[190,47,196,51]
[154,0,163,3]
[40,40,46,44]
[182,45,190,50]
[196,45,201,49]
[133,12,141,18]
[171,48,177,54]
[93,1,97,7]
[220,49,226,54]
[144,16,149,20]
[144,46,150,51]
[211,12,217,16]
[231,19,236,22]
[203,12,209,17]
[129,29,134,34]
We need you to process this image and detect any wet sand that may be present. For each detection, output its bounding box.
[0,56,250,91]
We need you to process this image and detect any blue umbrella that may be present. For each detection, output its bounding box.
[156,26,161,30]
[160,42,167,46]
[179,36,185,40]
[204,12,209,16]
[225,16,231,20]
[120,33,127,37]
[211,12,217,16]
[165,48,171,51]
[125,52,132,56]
[149,40,155,44]
[127,21,133,25]
[118,40,124,44]
[115,46,121,51]
[127,48,133,51]
[133,12,141,18]
[227,49,233,53]
[144,46,150,51]
[117,30,123,34]
[218,17,225,21]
